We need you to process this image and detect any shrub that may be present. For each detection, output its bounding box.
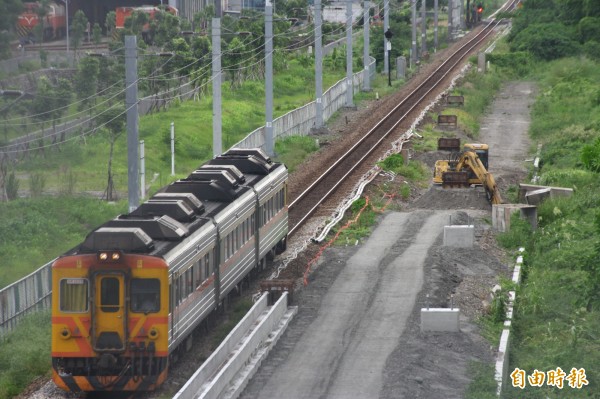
[510,23,580,61]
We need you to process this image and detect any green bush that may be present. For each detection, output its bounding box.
[510,23,580,61]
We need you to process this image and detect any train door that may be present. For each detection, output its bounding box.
[92,272,127,352]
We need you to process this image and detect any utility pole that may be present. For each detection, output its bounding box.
[466,0,471,28]
[448,0,453,42]
[363,1,370,92]
[434,0,438,51]
[383,0,389,75]
[170,121,175,175]
[265,1,274,156]
[214,0,222,18]
[212,18,222,157]
[125,35,139,212]
[140,140,145,199]
[421,0,427,55]
[411,0,417,67]
[385,28,393,86]
[315,0,324,129]
[63,0,69,62]
[345,0,353,108]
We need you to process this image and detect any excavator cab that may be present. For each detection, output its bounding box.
[463,143,489,170]
[433,143,502,204]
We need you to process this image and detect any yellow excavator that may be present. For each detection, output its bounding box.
[433,143,502,205]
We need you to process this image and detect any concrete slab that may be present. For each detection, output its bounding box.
[519,183,573,203]
[443,225,474,247]
[492,204,537,232]
[421,308,460,332]
[525,187,551,205]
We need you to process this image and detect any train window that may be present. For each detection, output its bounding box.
[204,254,210,280]
[100,277,120,313]
[184,269,190,296]
[131,279,160,313]
[195,260,201,288]
[59,278,88,312]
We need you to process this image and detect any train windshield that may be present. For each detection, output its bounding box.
[131,278,160,313]
[59,278,88,312]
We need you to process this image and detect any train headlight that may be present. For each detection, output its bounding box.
[97,251,123,263]
[148,327,159,340]
[60,327,71,340]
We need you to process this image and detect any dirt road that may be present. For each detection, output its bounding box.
[240,81,536,399]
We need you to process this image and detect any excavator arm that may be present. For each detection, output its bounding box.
[454,151,503,204]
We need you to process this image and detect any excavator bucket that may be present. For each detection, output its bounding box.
[442,171,469,188]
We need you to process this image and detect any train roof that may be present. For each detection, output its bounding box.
[69,148,285,258]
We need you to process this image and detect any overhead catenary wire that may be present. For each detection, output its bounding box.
[3,9,369,152]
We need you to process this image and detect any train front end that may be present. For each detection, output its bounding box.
[51,249,169,392]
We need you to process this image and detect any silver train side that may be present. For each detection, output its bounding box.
[51,148,288,392]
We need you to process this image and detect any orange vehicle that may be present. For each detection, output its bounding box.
[17,2,66,41]
[51,148,288,392]
[115,5,178,32]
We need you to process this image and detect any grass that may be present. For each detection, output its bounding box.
[0,311,51,399]
[273,135,319,173]
[464,361,498,399]
[378,153,430,187]
[0,196,128,289]
[210,299,254,350]
[491,56,600,398]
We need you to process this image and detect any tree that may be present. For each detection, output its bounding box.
[75,56,100,113]
[34,0,50,49]
[96,107,126,202]
[223,36,246,87]
[93,23,102,45]
[54,78,73,144]
[150,11,181,47]
[0,0,23,58]
[105,11,116,38]
[71,10,89,56]
[193,6,215,33]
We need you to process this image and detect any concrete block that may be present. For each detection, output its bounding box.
[420,308,460,332]
[443,225,474,247]
[492,204,537,232]
[519,183,573,203]
[525,187,551,205]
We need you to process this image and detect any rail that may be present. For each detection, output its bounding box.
[0,57,375,336]
[287,12,510,235]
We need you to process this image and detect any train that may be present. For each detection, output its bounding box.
[51,148,288,392]
[16,2,66,42]
[114,4,178,40]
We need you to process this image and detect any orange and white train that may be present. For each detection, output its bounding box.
[51,148,288,392]
[17,2,66,41]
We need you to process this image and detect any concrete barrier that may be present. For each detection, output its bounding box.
[518,183,574,203]
[492,204,537,232]
[173,292,297,399]
[443,225,474,247]
[495,248,524,397]
[420,308,460,332]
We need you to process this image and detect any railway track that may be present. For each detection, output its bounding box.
[287,3,517,236]
[22,41,108,52]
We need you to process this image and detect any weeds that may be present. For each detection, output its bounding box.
[0,311,51,399]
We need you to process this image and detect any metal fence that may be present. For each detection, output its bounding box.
[233,56,376,149]
[0,56,376,337]
[0,259,54,337]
